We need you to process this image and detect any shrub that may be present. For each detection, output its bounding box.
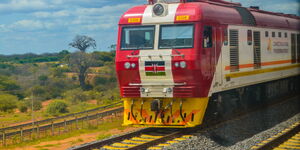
[25,99,42,111]
[64,88,89,104]
[18,102,28,113]
[0,94,18,112]
[46,100,68,116]
[93,76,108,85]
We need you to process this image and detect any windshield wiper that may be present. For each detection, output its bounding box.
[169,39,185,58]
[131,45,142,55]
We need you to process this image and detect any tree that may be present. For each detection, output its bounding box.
[46,100,68,116]
[69,35,96,52]
[0,94,18,112]
[69,52,95,89]
[38,75,48,86]
[109,44,116,51]
[0,75,20,91]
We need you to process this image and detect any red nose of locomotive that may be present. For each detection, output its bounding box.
[115,1,212,127]
[116,49,201,98]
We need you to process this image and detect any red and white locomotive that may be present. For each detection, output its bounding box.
[115,0,300,128]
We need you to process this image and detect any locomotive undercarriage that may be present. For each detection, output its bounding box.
[123,97,209,128]
[205,75,300,122]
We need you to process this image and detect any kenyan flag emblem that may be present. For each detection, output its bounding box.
[145,61,166,76]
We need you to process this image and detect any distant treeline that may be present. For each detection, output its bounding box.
[0,50,115,67]
[0,50,70,64]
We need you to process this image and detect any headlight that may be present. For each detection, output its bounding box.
[153,4,164,16]
[180,61,187,68]
[124,62,131,69]
[174,62,179,68]
[131,63,136,68]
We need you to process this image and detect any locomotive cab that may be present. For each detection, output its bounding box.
[116,0,300,128]
[116,0,217,128]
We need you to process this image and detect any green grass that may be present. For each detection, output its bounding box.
[97,134,112,140]
[0,112,43,127]
[1,116,128,150]
[0,99,121,128]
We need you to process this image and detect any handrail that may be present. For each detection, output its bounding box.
[129,82,186,86]
[0,101,122,131]
[127,54,184,58]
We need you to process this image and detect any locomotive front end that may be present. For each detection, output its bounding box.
[116,1,210,128]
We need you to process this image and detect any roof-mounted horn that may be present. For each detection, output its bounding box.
[148,0,186,5]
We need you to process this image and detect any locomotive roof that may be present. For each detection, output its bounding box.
[119,0,300,30]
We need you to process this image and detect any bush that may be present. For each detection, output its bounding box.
[93,76,108,85]
[28,86,51,101]
[18,102,28,113]
[0,94,18,112]
[25,99,42,111]
[64,88,89,104]
[46,100,68,116]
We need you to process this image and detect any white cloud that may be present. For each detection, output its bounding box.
[0,0,55,13]
[9,20,55,31]
[67,3,134,31]
[76,4,134,15]
[0,24,11,32]
[33,10,70,18]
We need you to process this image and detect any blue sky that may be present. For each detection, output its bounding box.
[0,0,299,55]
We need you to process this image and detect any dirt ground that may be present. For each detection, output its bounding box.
[10,127,138,150]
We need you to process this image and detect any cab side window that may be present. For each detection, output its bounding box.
[203,26,212,48]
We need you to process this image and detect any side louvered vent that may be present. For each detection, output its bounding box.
[291,34,296,64]
[229,29,239,72]
[235,7,256,26]
[253,31,261,69]
[297,34,300,63]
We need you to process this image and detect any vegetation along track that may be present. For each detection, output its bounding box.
[69,95,299,150]
[0,101,123,146]
[251,122,300,150]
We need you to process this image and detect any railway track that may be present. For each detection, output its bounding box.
[251,122,300,150]
[69,95,299,150]
[0,101,123,146]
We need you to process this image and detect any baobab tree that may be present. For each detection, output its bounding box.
[69,35,96,52]
[68,35,96,89]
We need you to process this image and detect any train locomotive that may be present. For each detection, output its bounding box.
[115,0,300,128]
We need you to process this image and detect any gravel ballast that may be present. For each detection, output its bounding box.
[164,96,300,150]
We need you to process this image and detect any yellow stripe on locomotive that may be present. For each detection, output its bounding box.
[123,98,209,128]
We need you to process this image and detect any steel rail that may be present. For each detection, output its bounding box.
[0,101,122,131]
[253,123,300,150]
[0,107,124,141]
[68,128,153,150]
[69,95,299,150]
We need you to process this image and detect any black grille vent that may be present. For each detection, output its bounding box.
[253,31,261,69]
[235,7,256,26]
[291,34,296,64]
[229,29,239,72]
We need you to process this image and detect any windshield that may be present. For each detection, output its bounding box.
[159,24,194,49]
[121,26,155,50]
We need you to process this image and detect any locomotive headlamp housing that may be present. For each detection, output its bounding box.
[131,63,136,68]
[167,88,173,93]
[174,62,179,68]
[124,62,131,69]
[180,61,187,68]
[153,3,164,16]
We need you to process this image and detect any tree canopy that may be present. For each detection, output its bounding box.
[69,35,96,52]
